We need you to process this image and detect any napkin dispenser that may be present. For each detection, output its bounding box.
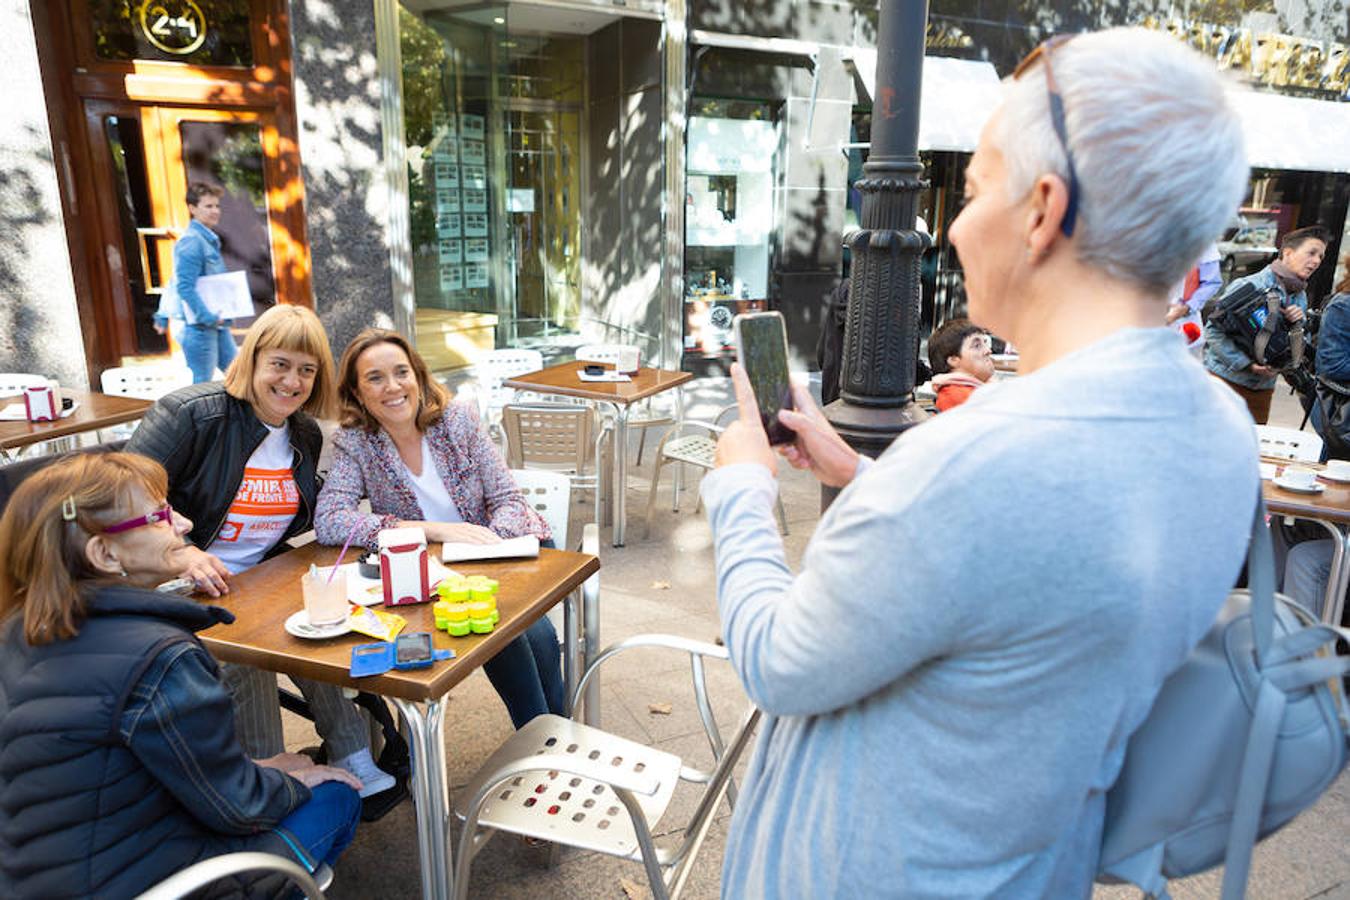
[24,382,58,422]
[378,526,430,606]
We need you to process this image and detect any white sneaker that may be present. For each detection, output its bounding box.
[333,748,396,798]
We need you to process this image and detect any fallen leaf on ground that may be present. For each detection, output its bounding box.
[620,876,650,899]
[650,580,671,590]
[648,702,673,715]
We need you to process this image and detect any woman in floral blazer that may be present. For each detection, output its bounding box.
[316,329,562,728]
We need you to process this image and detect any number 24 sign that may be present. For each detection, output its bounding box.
[139,0,208,56]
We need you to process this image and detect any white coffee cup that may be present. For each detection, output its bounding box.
[617,346,640,374]
[1326,460,1350,480]
[1281,467,1318,489]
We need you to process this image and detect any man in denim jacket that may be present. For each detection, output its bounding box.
[1204,225,1329,423]
[155,182,238,383]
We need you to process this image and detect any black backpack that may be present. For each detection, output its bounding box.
[1209,280,1297,369]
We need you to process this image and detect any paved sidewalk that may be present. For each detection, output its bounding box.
[308,375,1349,900]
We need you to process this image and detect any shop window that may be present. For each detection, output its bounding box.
[684,100,777,358]
[88,0,254,67]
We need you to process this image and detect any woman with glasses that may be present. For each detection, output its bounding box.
[703,28,1256,897]
[127,306,400,808]
[0,452,361,898]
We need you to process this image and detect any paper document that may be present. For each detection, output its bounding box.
[577,370,631,383]
[441,535,540,563]
[184,270,253,323]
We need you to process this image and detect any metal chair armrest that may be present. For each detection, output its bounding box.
[135,852,327,900]
[570,633,728,712]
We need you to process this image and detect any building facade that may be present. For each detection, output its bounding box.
[8,0,1350,390]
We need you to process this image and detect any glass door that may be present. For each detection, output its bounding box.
[81,101,298,360]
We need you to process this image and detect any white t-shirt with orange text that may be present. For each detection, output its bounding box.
[208,423,299,574]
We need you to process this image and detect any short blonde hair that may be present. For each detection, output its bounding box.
[224,305,337,419]
[0,452,167,645]
[336,328,450,433]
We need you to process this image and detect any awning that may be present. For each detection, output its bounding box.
[846,50,1002,153]
[1227,86,1350,173]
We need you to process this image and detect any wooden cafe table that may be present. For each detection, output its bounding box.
[1262,459,1350,626]
[504,362,693,546]
[0,390,151,459]
[199,541,600,900]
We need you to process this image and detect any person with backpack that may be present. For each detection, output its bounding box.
[1204,225,1330,423]
[702,28,1256,898]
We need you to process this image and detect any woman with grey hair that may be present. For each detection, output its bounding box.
[704,28,1258,897]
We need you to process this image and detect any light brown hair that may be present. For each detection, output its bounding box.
[336,328,450,433]
[0,452,167,645]
[223,304,337,420]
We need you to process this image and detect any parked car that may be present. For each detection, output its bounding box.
[1217,212,1279,281]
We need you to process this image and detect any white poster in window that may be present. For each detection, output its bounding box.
[462,165,487,190]
[436,213,461,237]
[435,189,459,213]
[507,189,534,213]
[460,114,485,139]
[465,263,489,288]
[439,264,463,292]
[432,138,458,163]
[463,212,488,237]
[438,239,462,264]
[464,238,489,262]
[462,139,486,165]
[463,188,487,213]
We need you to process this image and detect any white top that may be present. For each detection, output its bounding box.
[208,423,297,574]
[403,436,462,525]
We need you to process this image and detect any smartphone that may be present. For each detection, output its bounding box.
[394,632,434,669]
[733,311,795,445]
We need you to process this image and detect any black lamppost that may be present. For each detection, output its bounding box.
[824,0,931,471]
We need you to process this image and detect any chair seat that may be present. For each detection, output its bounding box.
[661,435,716,469]
[454,715,682,860]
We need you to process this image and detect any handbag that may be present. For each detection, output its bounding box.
[1315,374,1350,460]
[1097,497,1350,899]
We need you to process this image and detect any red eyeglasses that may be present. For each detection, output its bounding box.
[1013,35,1080,237]
[100,504,174,535]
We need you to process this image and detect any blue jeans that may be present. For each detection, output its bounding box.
[482,537,566,727]
[279,781,361,868]
[181,322,238,383]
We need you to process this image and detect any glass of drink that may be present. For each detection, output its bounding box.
[302,568,349,626]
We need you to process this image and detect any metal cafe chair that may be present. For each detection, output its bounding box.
[644,404,787,539]
[503,402,612,527]
[135,851,331,900]
[453,636,761,900]
[1256,424,1323,463]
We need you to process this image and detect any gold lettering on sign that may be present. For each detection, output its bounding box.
[925,22,974,51]
[139,0,208,56]
[1140,15,1350,96]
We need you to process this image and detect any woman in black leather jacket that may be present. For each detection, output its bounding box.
[0,451,361,898]
[127,306,398,803]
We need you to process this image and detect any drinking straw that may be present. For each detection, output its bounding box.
[327,520,364,584]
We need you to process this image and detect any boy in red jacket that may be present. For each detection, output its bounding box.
[927,318,995,411]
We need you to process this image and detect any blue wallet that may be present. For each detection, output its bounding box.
[350,639,454,677]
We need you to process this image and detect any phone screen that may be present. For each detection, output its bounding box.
[734,313,795,445]
[395,633,433,664]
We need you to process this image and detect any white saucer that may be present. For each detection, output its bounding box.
[1274,477,1325,494]
[284,609,352,639]
[1319,469,1350,484]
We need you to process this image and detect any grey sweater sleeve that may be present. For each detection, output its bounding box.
[701,460,969,717]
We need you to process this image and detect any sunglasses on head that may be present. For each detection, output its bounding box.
[99,504,174,535]
[1013,34,1080,238]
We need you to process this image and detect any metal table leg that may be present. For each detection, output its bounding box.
[609,403,630,546]
[391,698,451,900]
[1309,519,1348,625]
[671,385,685,503]
[581,526,602,726]
[562,589,581,716]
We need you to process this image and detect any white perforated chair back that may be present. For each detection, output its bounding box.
[0,373,48,398]
[476,349,545,423]
[510,468,571,548]
[1256,425,1323,462]
[101,364,192,401]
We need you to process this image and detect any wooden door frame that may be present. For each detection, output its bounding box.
[29,0,310,383]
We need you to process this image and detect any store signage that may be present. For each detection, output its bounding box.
[926,22,974,51]
[139,0,208,56]
[1142,15,1350,97]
